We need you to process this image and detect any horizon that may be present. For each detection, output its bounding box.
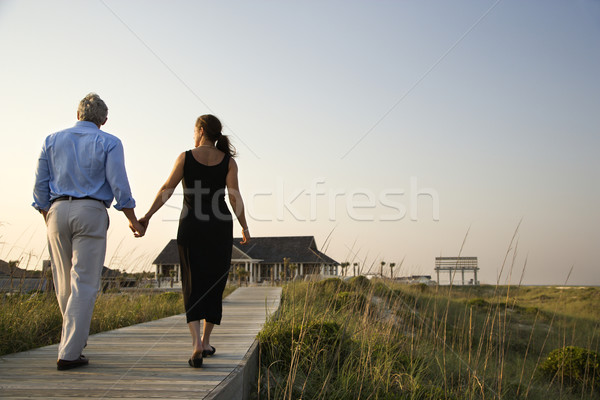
[3,255,600,288]
[1,1,598,286]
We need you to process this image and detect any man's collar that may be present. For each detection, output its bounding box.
[75,120,100,129]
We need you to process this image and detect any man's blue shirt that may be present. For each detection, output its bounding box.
[32,121,136,211]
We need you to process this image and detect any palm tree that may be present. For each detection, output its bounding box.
[380,261,386,278]
[283,258,291,281]
[389,262,396,279]
[157,272,165,288]
[169,270,176,288]
[236,266,249,286]
[340,262,349,277]
[289,262,298,280]
[353,262,359,276]
[242,269,250,286]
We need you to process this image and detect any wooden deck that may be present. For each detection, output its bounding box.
[0,286,281,399]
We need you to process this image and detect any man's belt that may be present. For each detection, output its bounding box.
[52,196,102,204]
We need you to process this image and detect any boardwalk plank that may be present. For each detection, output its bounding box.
[0,287,281,399]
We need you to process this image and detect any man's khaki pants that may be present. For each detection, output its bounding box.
[46,199,109,361]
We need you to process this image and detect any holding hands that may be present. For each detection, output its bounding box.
[129,219,146,238]
[122,208,145,238]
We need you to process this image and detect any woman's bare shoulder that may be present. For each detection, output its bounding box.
[176,151,187,162]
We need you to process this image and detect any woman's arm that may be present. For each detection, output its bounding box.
[226,158,250,244]
[139,152,185,229]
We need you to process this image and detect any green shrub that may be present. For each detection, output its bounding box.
[334,291,367,312]
[392,288,416,305]
[259,319,349,372]
[159,291,181,302]
[467,298,489,308]
[317,277,349,294]
[259,281,600,399]
[539,346,600,388]
[0,292,62,355]
[348,275,371,292]
[416,283,429,293]
[372,281,393,297]
[370,340,412,372]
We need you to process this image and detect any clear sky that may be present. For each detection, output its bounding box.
[1,0,598,285]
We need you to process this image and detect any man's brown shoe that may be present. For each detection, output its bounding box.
[57,355,88,370]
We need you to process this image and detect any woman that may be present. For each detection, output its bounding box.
[140,114,250,368]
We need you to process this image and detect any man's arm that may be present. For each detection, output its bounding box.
[105,139,144,237]
[32,142,51,216]
[105,140,136,210]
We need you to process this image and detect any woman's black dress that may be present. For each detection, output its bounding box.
[177,150,233,324]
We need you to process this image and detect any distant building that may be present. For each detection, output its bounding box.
[0,259,46,292]
[395,275,434,285]
[0,259,135,292]
[100,266,137,291]
[434,257,479,285]
[0,259,29,278]
[362,274,379,280]
[152,236,339,284]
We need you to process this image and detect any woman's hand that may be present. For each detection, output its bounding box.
[240,228,250,244]
[139,215,150,232]
[129,219,146,238]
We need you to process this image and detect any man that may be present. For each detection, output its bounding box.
[32,93,145,370]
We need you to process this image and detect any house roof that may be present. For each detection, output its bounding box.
[232,246,257,261]
[152,239,179,265]
[233,236,338,264]
[152,236,338,265]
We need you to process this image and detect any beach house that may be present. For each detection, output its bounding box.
[152,236,339,284]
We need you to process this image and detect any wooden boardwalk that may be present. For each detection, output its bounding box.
[0,286,281,399]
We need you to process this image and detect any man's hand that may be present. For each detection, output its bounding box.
[41,210,48,222]
[129,219,146,238]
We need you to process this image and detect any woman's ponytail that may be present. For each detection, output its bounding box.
[216,134,236,157]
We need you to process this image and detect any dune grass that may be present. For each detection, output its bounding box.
[256,278,599,399]
[0,285,237,356]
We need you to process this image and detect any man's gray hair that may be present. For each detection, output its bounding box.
[77,93,108,126]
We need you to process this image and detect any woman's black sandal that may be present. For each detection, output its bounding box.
[202,346,216,357]
[188,352,203,368]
